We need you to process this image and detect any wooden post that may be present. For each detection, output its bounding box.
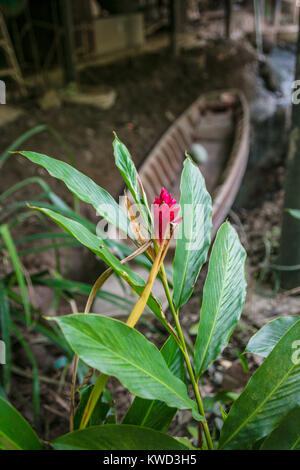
[254,0,263,55]
[225,0,233,39]
[60,0,77,84]
[279,8,300,289]
[292,0,298,24]
[180,0,187,32]
[273,0,282,29]
[170,0,181,56]
[260,0,265,23]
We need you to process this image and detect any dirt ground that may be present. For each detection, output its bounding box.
[1,16,299,443]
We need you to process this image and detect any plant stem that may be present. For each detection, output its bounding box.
[79,241,170,429]
[183,347,214,450]
[160,265,214,450]
[80,373,109,429]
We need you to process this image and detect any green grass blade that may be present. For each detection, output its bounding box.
[10,321,40,426]
[0,225,31,326]
[6,287,73,356]
[0,177,69,212]
[0,282,11,393]
[18,241,80,256]
[0,125,48,170]
[12,309,73,357]
[34,276,135,313]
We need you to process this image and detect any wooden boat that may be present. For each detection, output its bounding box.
[137,89,250,238]
[263,24,298,44]
[98,90,249,315]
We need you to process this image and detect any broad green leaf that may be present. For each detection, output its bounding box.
[54,314,200,419]
[31,207,137,282]
[245,316,300,358]
[0,397,42,450]
[122,336,185,432]
[173,157,212,309]
[113,135,151,229]
[219,319,300,449]
[52,424,188,450]
[18,151,130,236]
[24,201,97,232]
[194,222,247,378]
[260,407,300,450]
[31,207,164,322]
[113,136,139,203]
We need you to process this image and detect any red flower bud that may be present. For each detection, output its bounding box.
[153,188,182,243]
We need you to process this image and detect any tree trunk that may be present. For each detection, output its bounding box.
[279,8,300,289]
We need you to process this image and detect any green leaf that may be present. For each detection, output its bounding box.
[288,209,300,220]
[173,157,212,309]
[113,136,139,203]
[31,207,135,279]
[54,314,200,419]
[0,224,31,325]
[24,201,96,232]
[219,319,300,449]
[245,316,300,358]
[194,222,247,378]
[260,407,300,450]
[18,151,130,236]
[122,336,185,432]
[0,397,42,450]
[52,424,188,450]
[30,206,164,321]
[113,135,151,229]
[237,350,249,373]
[220,405,228,422]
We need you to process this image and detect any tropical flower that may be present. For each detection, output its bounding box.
[153,188,182,244]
